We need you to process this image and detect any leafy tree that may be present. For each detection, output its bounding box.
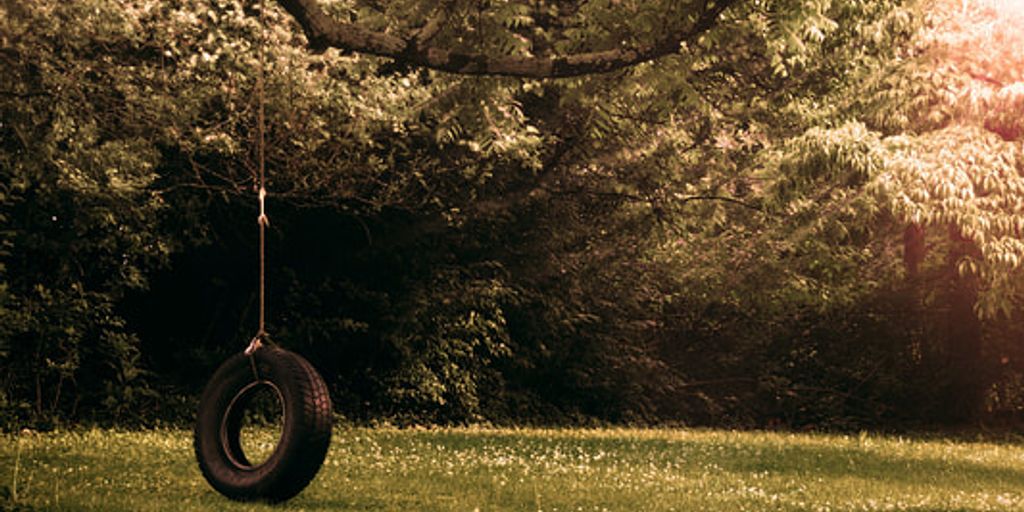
[2,0,947,428]
[0,0,173,424]
[756,0,1024,424]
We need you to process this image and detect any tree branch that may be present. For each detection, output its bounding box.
[0,90,50,99]
[411,0,458,51]
[678,194,761,212]
[276,0,738,77]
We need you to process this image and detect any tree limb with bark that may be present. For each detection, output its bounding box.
[275,0,740,77]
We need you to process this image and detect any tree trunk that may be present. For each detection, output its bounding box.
[903,223,926,279]
[942,224,984,424]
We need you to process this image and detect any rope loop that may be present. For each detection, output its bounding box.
[245,331,273,380]
[245,334,265,356]
[257,187,270,227]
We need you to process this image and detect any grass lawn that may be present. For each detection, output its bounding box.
[2,426,1024,511]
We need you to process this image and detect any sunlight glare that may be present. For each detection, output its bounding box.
[991,0,1024,14]
[964,0,1024,16]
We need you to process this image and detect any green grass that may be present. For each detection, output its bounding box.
[3,426,1024,511]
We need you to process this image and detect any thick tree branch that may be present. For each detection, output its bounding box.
[276,0,738,77]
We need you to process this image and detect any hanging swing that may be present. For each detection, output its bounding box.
[193,1,332,502]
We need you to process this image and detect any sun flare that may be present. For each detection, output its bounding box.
[976,0,1024,14]
[996,0,1024,10]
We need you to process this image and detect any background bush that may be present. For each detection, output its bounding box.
[3,0,1024,431]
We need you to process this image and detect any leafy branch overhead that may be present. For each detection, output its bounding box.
[275,0,739,77]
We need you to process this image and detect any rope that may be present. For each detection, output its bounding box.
[247,0,269,359]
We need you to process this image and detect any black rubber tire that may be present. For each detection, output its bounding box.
[194,346,332,503]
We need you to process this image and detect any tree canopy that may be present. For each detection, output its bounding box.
[3,0,1024,429]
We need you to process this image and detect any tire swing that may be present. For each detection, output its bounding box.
[194,345,332,502]
[193,4,332,500]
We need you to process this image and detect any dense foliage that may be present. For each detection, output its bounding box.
[2,0,1024,430]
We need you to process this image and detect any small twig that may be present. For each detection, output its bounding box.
[410,0,457,50]
[678,194,762,212]
[966,70,1003,88]
[0,90,50,99]
[677,377,757,389]
[13,432,22,503]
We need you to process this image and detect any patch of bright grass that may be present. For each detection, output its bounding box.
[2,426,1024,511]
